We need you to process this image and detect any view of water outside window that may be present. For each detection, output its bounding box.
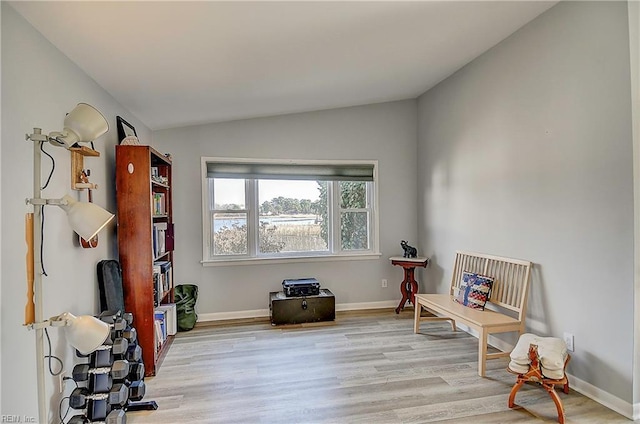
[211,178,328,255]
[258,180,328,253]
[212,178,247,255]
[212,178,370,256]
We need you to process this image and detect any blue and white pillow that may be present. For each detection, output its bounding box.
[454,271,494,310]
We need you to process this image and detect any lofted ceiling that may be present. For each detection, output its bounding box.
[10,1,557,130]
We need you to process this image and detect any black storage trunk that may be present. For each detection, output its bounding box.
[282,278,320,297]
[270,289,335,325]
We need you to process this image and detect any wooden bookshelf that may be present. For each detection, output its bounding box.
[116,145,174,376]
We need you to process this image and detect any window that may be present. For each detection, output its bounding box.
[211,178,247,255]
[201,158,379,263]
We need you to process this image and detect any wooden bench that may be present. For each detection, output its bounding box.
[413,251,533,376]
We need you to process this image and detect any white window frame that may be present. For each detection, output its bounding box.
[201,157,380,266]
[334,181,374,252]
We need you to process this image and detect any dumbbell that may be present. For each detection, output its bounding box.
[88,374,146,402]
[89,373,113,393]
[78,337,129,359]
[127,380,146,402]
[127,361,144,382]
[67,409,126,424]
[120,327,137,344]
[89,336,130,367]
[89,337,129,368]
[73,360,130,382]
[120,311,133,326]
[96,350,117,368]
[99,310,133,325]
[100,314,136,347]
[116,342,142,362]
[85,343,128,368]
[90,378,145,402]
[100,316,127,332]
[70,397,113,422]
[108,327,137,345]
[70,384,129,409]
[119,343,142,363]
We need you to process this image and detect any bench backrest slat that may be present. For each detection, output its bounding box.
[449,251,532,320]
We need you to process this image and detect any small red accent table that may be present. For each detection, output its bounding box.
[390,256,429,314]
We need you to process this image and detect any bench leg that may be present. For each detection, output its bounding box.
[413,302,457,334]
[478,329,488,377]
[413,300,421,333]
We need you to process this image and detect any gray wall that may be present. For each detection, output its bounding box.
[152,100,418,315]
[417,1,633,403]
[1,4,150,418]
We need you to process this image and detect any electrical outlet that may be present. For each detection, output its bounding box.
[563,332,574,352]
[381,279,388,288]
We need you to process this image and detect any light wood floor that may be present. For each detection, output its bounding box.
[127,309,632,424]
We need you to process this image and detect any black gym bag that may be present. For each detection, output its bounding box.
[97,259,125,313]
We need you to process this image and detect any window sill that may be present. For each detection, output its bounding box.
[201,252,382,267]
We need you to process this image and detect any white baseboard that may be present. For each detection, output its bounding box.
[198,308,270,322]
[335,300,398,311]
[567,373,635,420]
[197,300,399,322]
[455,323,635,420]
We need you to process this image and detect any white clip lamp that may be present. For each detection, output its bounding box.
[58,194,115,241]
[49,102,110,149]
[24,103,114,424]
[49,312,111,355]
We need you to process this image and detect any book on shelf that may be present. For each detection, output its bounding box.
[152,192,166,216]
[154,309,168,350]
[154,260,171,272]
[153,260,172,302]
[152,222,168,257]
[153,271,160,306]
[154,320,164,351]
[156,303,177,336]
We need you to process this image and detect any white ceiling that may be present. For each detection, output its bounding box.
[10,1,556,131]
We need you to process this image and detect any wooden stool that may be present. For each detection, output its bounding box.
[508,343,570,424]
